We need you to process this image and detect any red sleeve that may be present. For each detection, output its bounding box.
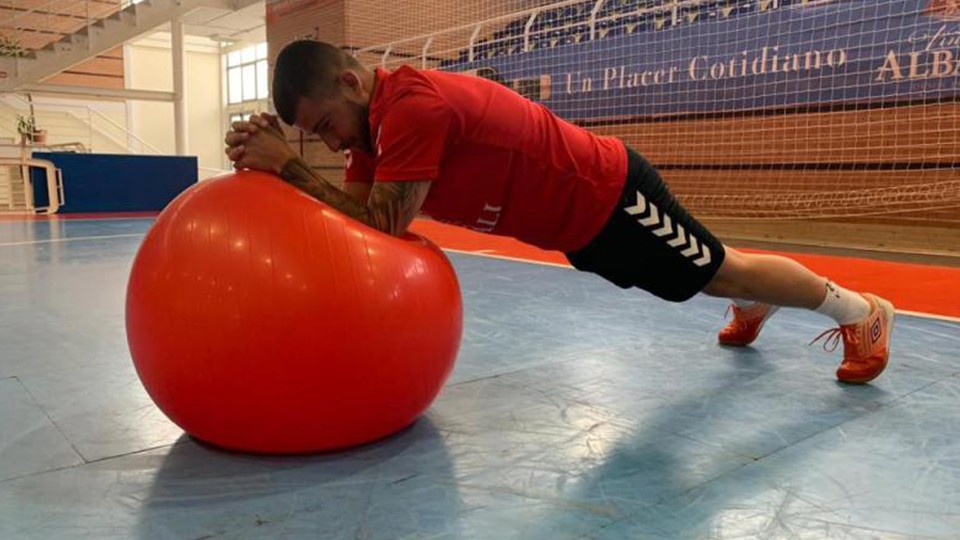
[374,90,453,182]
[343,149,375,184]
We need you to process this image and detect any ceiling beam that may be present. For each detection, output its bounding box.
[17,84,175,101]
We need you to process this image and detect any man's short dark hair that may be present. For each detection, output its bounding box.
[272,40,361,125]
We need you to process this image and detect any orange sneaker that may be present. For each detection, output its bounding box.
[810,293,895,384]
[718,303,779,346]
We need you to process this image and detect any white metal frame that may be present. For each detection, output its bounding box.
[0,156,64,214]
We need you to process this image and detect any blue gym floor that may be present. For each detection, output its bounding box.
[2,216,959,539]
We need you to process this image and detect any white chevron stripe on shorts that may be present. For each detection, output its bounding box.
[624,190,713,267]
[667,224,687,247]
[651,214,673,237]
[623,190,648,216]
[692,246,712,267]
[680,236,700,257]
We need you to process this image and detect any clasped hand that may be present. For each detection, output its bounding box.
[224,112,298,175]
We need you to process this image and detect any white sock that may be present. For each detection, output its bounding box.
[815,281,871,325]
[732,298,757,308]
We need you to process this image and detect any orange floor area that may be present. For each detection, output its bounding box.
[410,220,960,320]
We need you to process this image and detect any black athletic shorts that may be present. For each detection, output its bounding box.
[565,147,726,302]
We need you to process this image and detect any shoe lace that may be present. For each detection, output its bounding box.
[723,304,753,331]
[809,325,859,353]
[722,305,751,331]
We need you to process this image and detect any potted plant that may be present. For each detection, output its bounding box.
[0,35,25,58]
[16,114,46,145]
[17,93,48,145]
[32,124,47,145]
[17,113,36,144]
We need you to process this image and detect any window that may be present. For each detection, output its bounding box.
[226,43,268,105]
[224,43,271,168]
[229,112,255,124]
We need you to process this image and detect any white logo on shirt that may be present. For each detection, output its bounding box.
[472,203,502,233]
[344,150,353,169]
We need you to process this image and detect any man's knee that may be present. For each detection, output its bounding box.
[702,247,749,298]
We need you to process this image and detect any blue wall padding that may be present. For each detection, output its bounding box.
[30,164,50,209]
[31,152,197,213]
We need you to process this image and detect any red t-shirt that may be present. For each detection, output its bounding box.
[345,66,627,252]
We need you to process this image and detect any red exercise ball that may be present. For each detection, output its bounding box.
[126,170,462,453]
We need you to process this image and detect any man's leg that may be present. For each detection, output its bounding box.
[702,247,855,308]
[565,145,893,384]
[702,246,895,384]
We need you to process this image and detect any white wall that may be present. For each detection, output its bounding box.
[125,33,225,177]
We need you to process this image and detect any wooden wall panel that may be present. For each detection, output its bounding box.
[589,103,960,224]
[590,103,960,166]
[44,46,125,89]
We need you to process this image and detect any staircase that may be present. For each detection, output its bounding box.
[0,0,261,92]
[0,105,130,154]
[0,163,27,211]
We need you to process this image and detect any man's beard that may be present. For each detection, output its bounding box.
[349,100,373,154]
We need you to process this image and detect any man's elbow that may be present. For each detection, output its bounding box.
[344,183,372,205]
[367,209,410,237]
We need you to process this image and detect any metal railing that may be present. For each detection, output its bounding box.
[81,105,163,154]
[0,96,228,181]
[1,93,162,155]
[356,0,780,68]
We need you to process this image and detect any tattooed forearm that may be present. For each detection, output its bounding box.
[278,157,431,236]
[367,181,432,236]
[279,157,373,225]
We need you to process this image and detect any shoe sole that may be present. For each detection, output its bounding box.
[838,297,896,384]
[719,334,761,347]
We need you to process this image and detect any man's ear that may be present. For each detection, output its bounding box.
[339,70,362,94]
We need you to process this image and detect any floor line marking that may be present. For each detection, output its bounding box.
[443,248,960,325]
[0,233,145,248]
